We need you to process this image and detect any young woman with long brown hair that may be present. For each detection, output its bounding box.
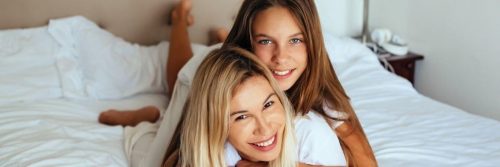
[222,1,377,165]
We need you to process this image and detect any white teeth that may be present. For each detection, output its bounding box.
[255,136,275,147]
[273,70,291,76]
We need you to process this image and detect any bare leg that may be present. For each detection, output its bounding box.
[99,106,160,126]
[167,0,194,96]
[98,0,193,126]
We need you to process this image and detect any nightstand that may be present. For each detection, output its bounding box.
[379,52,424,86]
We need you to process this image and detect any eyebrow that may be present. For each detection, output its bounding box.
[253,32,303,38]
[230,93,277,116]
[288,32,304,38]
[263,93,277,105]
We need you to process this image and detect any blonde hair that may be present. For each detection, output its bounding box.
[168,46,297,167]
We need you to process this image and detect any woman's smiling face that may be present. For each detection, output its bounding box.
[252,6,308,91]
[228,76,285,162]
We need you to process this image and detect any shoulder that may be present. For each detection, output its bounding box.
[294,111,347,166]
[224,142,241,166]
[295,111,335,139]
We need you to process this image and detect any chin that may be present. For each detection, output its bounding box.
[256,153,280,162]
[279,82,294,91]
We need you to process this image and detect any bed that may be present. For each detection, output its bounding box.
[1,0,500,167]
[0,16,170,167]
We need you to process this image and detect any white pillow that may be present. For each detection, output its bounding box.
[0,26,62,104]
[323,31,380,67]
[48,16,169,100]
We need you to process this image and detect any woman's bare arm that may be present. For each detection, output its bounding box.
[333,121,378,167]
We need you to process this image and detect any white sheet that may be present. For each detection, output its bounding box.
[0,94,168,167]
[328,37,500,166]
[0,26,62,104]
[48,16,170,100]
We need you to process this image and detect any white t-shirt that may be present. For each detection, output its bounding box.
[225,110,347,166]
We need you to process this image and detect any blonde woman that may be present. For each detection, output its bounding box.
[163,46,297,167]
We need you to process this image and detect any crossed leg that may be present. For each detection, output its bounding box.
[98,0,194,126]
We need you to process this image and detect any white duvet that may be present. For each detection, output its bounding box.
[0,17,171,167]
[0,94,167,167]
[326,36,500,166]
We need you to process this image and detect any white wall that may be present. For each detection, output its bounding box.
[316,0,363,37]
[369,0,500,120]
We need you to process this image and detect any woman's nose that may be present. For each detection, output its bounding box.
[272,45,288,65]
[254,116,273,136]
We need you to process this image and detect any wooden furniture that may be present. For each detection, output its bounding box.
[379,52,424,85]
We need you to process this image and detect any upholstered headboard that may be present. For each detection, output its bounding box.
[0,0,242,45]
[0,0,362,45]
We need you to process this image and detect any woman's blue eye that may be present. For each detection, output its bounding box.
[235,115,248,121]
[290,38,303,44]
[264,101,275,109]
[258,40,272,45]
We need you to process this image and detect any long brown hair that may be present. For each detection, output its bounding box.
[164,46,297,167]
[223,0,376,166]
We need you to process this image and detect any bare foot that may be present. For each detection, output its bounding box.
[170,0,194,26]
[98,106,160,127]
[209,28,229,45]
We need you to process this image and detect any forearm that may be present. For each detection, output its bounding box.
[336,123,377,167]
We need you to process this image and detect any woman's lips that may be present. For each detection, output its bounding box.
[249,133,278,152]
[272,69,294,80]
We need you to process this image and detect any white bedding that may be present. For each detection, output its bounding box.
[326,36,500,166]
[0,26,62,105]
[0,94,168,167]
[0,16,172,166]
